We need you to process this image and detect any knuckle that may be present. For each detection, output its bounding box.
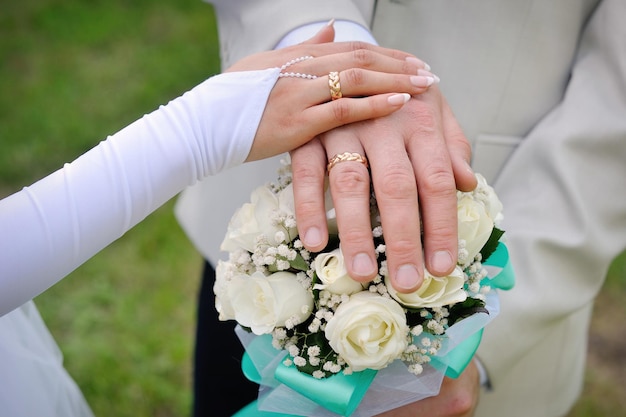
[420,161,456,197]
[337,226,373,248]
[375,164,417,201]
[290,159,324,183]
[384,237,420,258]
[450,132,473,158]
[331,165,370,195]
[295,198,322,222]
[351,47,374,68]
[413,108,438,133]
[446,391,475,415]
[349,41,370,54]
[343,67,366,88]
[331,100,353,123]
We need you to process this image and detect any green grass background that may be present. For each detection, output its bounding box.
[1,1,624,416]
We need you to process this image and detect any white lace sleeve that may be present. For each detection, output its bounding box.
[0,68,279,316]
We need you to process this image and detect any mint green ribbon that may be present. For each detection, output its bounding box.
[430,329,485,379]
[431,242,515,379]
[238,341,376,416]
[274,365,377,416]
[235,243,514,416]
[483,242,515,290]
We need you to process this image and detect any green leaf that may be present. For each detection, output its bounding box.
[448,297,488,327]
[290,253,310,271]
[480,227,505,262]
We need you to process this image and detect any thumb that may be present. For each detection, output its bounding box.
[301,19,336,45]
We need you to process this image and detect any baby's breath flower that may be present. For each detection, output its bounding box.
[288,345,300,357]
[404,344,418,354]
[379,260,389,277]
[312,370,326,379]
[284,217,297,229]
[411,325,423,336]
[308,319,321,333]
[408,363,424,375]
[276,259,290,270]
[427,319,445,335]
[307,345,321,357]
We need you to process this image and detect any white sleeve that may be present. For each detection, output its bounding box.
[275,20,378,48]
[0,68,280,316]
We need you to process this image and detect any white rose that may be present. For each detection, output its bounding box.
[225,270,313,335]
[325,292,408,371]
[474,173,504,226]
[457,193,494,264]
[213,260,237,321]
[385,267,467,308]
[221,184,297,253]
[324,184,339,235]
[313,248,364,295]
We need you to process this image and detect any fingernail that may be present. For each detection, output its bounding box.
[405,56,426,67]
[418,69,440,83]
[431,251,454,275]
[303,227,323,248]
[395,264,422,291]
[424,62,432,71]
[352,253,376,277]
[326,18,336,27]
[388,93,411,105]
[410,75,435,87]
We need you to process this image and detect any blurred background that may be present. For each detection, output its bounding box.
[1,1,624,416]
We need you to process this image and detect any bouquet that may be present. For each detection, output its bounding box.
[214,161,514,417]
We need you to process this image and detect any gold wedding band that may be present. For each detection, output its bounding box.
[327,152,369,172]
[328,71,342,100]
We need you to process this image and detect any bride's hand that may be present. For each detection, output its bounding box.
[225,23,439,161]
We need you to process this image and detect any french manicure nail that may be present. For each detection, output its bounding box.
[388,93,411,105]
[418,69,440,83]
[405,56,425,67]
[326,18,336,27]
[411,75,435,87]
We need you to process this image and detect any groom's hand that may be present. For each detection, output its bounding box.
[291,86,477,293]
[375,360,480,417]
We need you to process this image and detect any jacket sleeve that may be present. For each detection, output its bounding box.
[476,0,626,414]
[207,0,372,68]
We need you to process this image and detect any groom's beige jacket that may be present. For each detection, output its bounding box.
[175,1,626,416]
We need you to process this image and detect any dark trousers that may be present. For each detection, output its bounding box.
[192,261,259,417]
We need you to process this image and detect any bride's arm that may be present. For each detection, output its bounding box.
[0,27,429,316]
